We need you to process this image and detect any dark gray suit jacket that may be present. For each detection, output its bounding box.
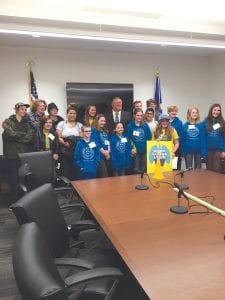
[104,110,132,135]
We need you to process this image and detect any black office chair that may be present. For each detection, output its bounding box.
[10,183,113,257]
[13,222,123,300]
[17,151,86,225]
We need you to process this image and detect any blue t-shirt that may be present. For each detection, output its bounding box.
[91,128,110,158]
[182,122,206,157]
[74,138,100,179]
[203,118,225,152]
[126,121,152,153]
[110,133,132,170]
[170,117,183,143]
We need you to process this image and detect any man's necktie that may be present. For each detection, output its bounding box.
[115,112,119,123]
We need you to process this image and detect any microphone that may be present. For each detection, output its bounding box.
[170,168,192,214]
[135,171,149,190]
[170,181,189,214]
[176,167,193,178]
[174,182,189,197]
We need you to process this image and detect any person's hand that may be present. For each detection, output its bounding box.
[64,141,70,148]
[220,152,225,159]
[53,154,59,161]
[2,121,7,129]
[131,149,137,156]
[102,149,109,158]
[105,153,110,160]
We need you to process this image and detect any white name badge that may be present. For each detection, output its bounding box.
[213,123,221,130]
[48,133,55,141]
[188,125,195,129]
[89,142,96,148]
[133,130,140,136]
[105,140,110,146]
[121,137,127,143]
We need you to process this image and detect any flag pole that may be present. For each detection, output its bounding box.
[26,60,38,106]
[26,60,34,106]
[154,69,162,113]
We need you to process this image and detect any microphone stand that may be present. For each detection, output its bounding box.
[135,172,149,190]
[170,171,189,214]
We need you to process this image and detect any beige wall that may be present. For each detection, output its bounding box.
[0,44,220,154]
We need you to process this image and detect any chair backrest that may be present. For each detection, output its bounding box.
[13,222,68,300]
[10,183,70,257]
[18,151,54,188]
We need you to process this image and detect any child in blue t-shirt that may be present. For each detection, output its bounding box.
[110,122,132,176]
[182,107,206,169]
[91,114,110,177]
[127,109,152,173]
[74,125,100,179]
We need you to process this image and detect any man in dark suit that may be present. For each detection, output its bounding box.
[104,97,132,134]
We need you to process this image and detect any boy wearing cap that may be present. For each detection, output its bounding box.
[2,102,33,203]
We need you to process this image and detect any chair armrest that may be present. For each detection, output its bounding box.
[18,182,28,193]
[69,240,85,249]
[65,267,123,286]
[69,219,99,234]
[54,186,74,193]
[58,175,71,186]
[54,257,94,269]
[60,203,85,209]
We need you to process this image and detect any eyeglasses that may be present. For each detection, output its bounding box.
[84,130,91,132]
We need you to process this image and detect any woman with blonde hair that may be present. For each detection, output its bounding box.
[92,114,110,177]
[127,108,151,173]
[26,99,47,151]
[182,107,206,169]
[84,105,97,126]
[153,114,179,157]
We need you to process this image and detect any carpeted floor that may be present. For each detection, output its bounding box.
[0,183,149,300]
[0,189,20,300]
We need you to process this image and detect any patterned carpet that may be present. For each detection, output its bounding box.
[0,184,149,300]
[0,193,20,300]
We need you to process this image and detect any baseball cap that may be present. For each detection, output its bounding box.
[159,114,170,121]
[14,102,30,110]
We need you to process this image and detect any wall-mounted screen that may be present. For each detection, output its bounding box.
[66,82,133,120]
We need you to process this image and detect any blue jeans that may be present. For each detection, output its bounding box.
[184,153,201,169]
[6,159,19,203]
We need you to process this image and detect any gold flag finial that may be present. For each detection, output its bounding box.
[26,60,35,71]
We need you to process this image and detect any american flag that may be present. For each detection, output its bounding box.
[154,73,162,112]
[30,71,38,100]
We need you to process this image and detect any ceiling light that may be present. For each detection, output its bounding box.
[0,28,225,49]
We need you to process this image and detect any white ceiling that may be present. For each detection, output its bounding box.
[1,0,225,56]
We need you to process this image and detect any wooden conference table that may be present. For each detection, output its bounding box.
[72,169,225,299]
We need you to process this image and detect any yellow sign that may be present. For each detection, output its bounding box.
[147,141,173,173]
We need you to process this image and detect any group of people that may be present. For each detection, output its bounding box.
[2,96,225,203]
